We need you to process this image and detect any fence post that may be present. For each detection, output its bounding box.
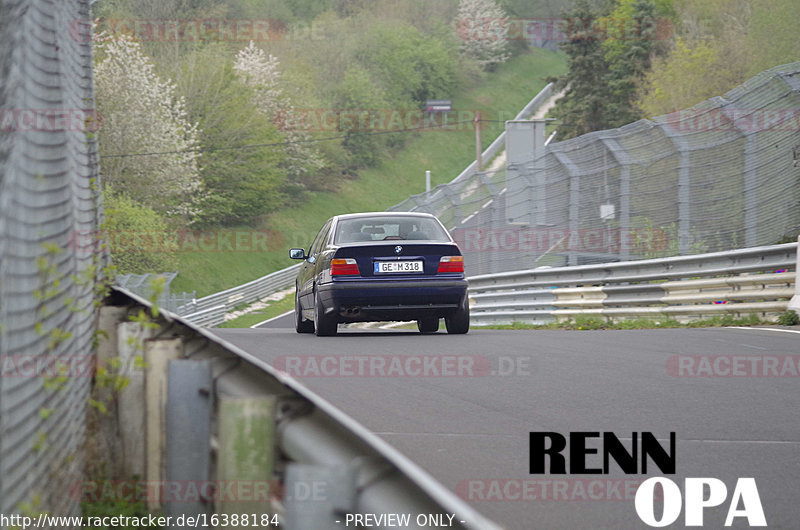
[620,164,631,261]
[788,236,800,313]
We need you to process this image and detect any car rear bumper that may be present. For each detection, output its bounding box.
[317,277,468,322]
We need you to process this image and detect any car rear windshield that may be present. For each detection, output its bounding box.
[335,216,451,244]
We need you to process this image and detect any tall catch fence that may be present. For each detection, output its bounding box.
[0,0,100,521]
[390,62,800,277]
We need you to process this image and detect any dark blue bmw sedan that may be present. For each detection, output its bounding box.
[289,212,469,336]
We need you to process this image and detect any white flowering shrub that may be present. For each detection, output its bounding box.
[456,0,511,70]
[94,36,203,218]
[233,41,283,116]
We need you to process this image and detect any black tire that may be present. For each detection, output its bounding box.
[295,290,314,334]
[314,290,337,336]
[417,317,439,333]
[445,296,470,334]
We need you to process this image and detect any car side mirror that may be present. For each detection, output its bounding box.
[289,248,306,260]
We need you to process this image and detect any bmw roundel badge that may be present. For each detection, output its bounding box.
[394,245,402,254]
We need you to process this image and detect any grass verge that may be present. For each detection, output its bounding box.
[219,309,799,331]
[217,292,295,328]
[474,314,770,330]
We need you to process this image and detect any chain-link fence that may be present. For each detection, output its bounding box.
[391,62,800,277]
[115,272,197,313]
[0,0,100,521]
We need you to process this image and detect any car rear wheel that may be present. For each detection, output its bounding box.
[314,290,337,336]
[295,291,314,334]
[417,317,439,333]
[445,296,470,334]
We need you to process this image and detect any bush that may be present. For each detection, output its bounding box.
[778,310,799,326]
[325,24,459,168]
[355,22,458,107]
[330,66,393,168]
[103,191,176,274]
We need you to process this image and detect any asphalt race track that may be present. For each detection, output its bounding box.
[213,323,800,529]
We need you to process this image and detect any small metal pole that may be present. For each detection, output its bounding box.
[475,111,482,171]
[425,170,431,192]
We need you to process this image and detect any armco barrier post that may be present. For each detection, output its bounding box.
[145,337,184,511]
[88,307,129,478]
[166,359,213,521]
[217,395,277,514]
[788,236,800,313]
[117,322,153,480]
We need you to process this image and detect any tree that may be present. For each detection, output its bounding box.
[637,38,732,117]
[747,0,800,76]
[330,66,393,168]
[180,45,289,226]
[602,0,657,128]
[548,1,613,139]
[234,41,325,188]
[94,36,202,219]
[635,0,799,117]
[455,0,511,70]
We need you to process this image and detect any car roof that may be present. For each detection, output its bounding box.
[332,212,438,222]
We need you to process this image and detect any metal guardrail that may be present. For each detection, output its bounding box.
[468,240,799,325]
[181,304,227,327]
[176,263,302,326]
[99,287,501,530]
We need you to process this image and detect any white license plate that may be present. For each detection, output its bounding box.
[374,260,423,273]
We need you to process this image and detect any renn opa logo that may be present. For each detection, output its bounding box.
[529,431,767,527]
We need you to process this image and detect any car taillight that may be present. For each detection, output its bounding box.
[331,258,360,276]
[437,255,463,273]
